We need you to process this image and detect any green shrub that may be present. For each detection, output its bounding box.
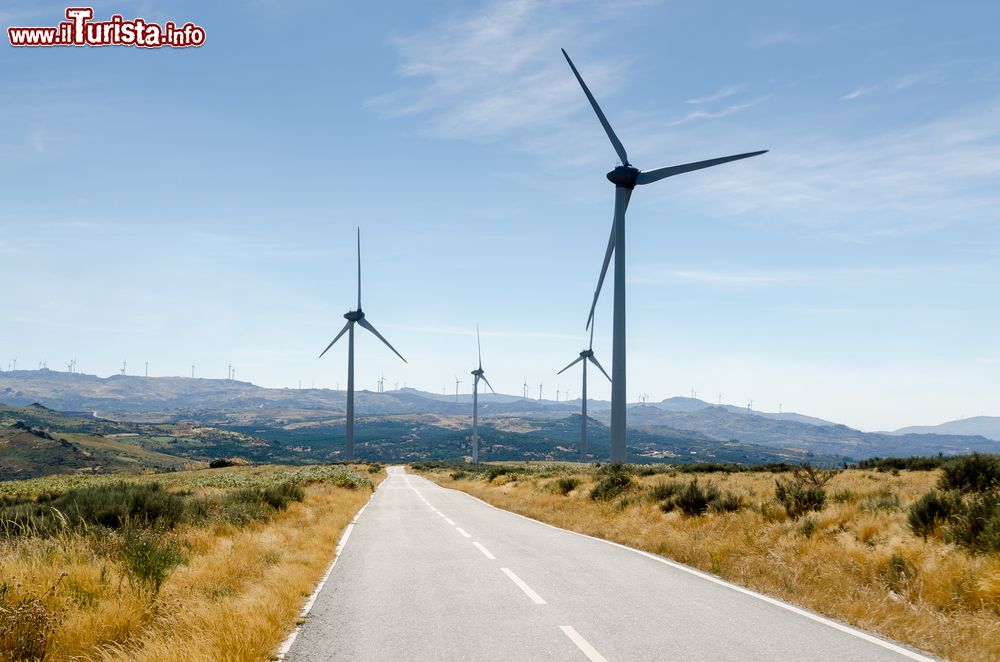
[449,471,467,480]
[260,482,304,510]
[775,477,826,519]
[938,454,1000,494]
[907,490,963,539]
[367,463,382,474]
[590,473,633,501]
[118,528,185,595]
[709,491,742,513]
[551,477,581,496]
[648,481,682,502]
[674,479,718,517]
[0,482,186,535]
[945,492,1000,553]
[799,516,817,538]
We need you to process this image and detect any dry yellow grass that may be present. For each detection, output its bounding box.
[422,466,1000,662]
[1,465,383,661]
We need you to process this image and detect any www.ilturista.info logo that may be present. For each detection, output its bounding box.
[7,7,205,48]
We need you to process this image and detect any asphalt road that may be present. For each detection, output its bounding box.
[282,466,937,661]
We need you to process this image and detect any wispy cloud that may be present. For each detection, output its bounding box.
[687,85,745,105]
[659,100,1000,238]
[367,0,639,151]
[670,96,768,126]
[841,85,878,101]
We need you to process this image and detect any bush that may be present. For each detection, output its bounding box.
[938,454,1000,494]
[674,479,718,516]
[775,477,826,519]
[367,463,382,474]
[907,490,963,539]
[590,473,633,501]
[709,491,742,513]
[449,470,468,480]
[118,528,185,595]
[0,483,186,535]
[551,477,581,496]
[946,492,1000,553]
[648,481,682,502]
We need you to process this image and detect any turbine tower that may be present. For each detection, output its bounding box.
[319,228,407,462]
[562,48,766,463]
[470,326,495,465]
[557,324,611,460]
[454,376,462,402]
[522,378,529,400]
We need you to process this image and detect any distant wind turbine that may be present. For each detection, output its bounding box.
[562,48,767,463]
[454,376,462,402]
[470,326,495,465]
[319,228,407,462]
[557,325,611,460]
[522,378,529,400]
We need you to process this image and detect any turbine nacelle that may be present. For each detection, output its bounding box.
[344,309,365,322]
[580,349,594,358]
[471,368,484,377]
[606,165,639,189]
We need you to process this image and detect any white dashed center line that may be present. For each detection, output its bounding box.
[445,517,456,525]
[559,626,608,662]
[473,542,496,559]
[500,568,546,604]
[455,527,472,538]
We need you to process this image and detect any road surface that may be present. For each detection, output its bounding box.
[282,466,936,661]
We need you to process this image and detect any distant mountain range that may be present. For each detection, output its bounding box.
[1,370,998,472]
[891,416,1000,442]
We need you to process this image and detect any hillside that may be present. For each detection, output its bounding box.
[893,416,1000,442]
[1,370,998,463]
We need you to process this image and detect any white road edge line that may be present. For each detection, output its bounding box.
[275,474,388,660]
[445,517,456,525]
[473,541,496,559]
[456,527,472,538]
[560,625,608,662]
[409,473,938,662]
[500,567,546,604]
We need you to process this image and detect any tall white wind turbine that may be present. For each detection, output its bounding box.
[557,324,611,460]
[319,228,406,461]
[470,326,495,465]
[562,48,767,463]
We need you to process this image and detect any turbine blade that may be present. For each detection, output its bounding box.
[358,318,407,363]
[356,227,362,309]
[481,375,496,394]
[477,325,482,370]
[636,150,768,185]
[557,355,585,375]
[319,321,352,358]
[587,187,631,329]
[561,48,629,166]
[588,354,612,382]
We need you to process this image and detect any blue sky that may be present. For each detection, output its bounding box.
[2,1,998,430]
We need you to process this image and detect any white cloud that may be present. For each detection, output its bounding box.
[840,85,877,101]
[367,0,634,149]
[687,85,745,105]
[670,97,768,126]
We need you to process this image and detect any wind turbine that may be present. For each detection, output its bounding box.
[562,48,766,463]
[454,376,462,402]
[319,228,406,462]
[470,326,495,465]
[557,325,611,460]
[522,378,529,400]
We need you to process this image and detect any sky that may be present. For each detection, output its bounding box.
[1,0,998,431]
